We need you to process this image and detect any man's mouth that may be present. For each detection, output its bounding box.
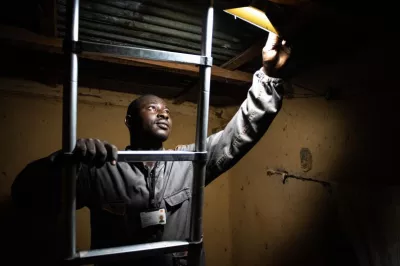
[156,121,169,130]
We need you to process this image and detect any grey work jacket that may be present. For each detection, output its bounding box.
[11,70,283,266]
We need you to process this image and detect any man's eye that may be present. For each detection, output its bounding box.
[148,106,156,111]
[165,109,170,114]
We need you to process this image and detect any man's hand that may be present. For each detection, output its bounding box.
[262,32,291,78]
[73,139,118,167]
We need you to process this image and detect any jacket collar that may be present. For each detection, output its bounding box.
[124,146,165,172]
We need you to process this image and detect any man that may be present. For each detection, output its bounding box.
[11,33,291,265]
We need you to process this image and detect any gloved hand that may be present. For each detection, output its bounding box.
[73,138,118,167]
[262,32,292,78]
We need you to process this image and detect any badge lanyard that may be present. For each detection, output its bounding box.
[140,163,168,228]
[148,168,158,209]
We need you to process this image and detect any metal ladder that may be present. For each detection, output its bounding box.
[61,0,214,265]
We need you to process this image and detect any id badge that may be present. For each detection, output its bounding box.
[140,208,166,228]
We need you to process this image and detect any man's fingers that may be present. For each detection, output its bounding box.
[73,138,117,166]
[74,139,87,161]
[105,142,118,165]
[263,33,286,64]
[94,139,107,168]
[85,138,96,165]
[262,31,291,78]
[264,49,278,62]
[264,32,281,51]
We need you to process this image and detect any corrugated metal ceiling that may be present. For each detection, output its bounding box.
[56,0,264,67]
[0,0,269,105]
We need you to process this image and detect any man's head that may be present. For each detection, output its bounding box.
[125,94,172,143]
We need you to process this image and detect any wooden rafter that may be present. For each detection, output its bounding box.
[220,38,265,70]
[0,24,252,84]
[172,38,266,104]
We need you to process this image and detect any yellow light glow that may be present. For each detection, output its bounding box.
[224,6,279,35]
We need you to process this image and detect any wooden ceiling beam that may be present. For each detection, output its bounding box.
[0,24,252,84]
[172,38,265,104]
[220,38,265,70]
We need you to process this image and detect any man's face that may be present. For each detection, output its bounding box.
[130,95,172,142]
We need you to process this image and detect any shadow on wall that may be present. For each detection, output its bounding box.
[287,0,400,185]
[289,43,400,265]
[331,66,400,265]
[230,16,400,265]
[271,195,358,266]
[298,38,399,265]
[230,166,360,266]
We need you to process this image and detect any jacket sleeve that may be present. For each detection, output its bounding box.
[11,151,92,213]
[176,69,284,185]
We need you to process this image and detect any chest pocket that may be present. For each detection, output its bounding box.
[164,187,191,212]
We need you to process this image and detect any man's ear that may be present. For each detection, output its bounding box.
[125,115,132,128]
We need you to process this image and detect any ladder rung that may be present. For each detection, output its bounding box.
[70,240,189,265]
[117,151,207,162]
[80,41,213,66]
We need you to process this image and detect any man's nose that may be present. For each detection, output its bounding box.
[157,111,169,120]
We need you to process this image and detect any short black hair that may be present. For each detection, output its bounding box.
[126,94,158,117]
